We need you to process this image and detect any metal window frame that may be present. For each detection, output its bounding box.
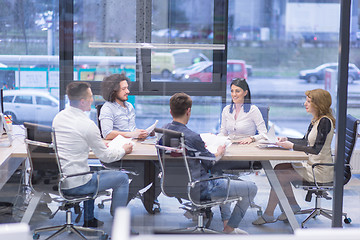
[59,0,228,101]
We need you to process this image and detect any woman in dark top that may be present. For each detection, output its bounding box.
[253,89,335,225]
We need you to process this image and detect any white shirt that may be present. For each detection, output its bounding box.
[218,104,267,141]
[53,106,125,189]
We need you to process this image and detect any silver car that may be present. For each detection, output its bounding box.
[3,90,59,124]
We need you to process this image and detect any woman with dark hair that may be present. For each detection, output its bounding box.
[218,78,267,144]
[252,89,335,225]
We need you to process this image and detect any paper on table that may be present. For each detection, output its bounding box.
[200,133,232,154]
[140,137,156,145]
[258,124,277,144]
[257,143,283,149]
[108,135,135,150]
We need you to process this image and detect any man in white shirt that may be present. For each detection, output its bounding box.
[53,82,133,228]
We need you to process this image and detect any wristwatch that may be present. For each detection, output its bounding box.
[250,136,255,142]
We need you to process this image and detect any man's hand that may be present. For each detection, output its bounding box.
[135,129,148,139]
[215,144,226,158]
[122,143,133,154]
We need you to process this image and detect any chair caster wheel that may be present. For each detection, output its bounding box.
[344,217,352,224]
[33,233,40,239]
[257,210,262,216]
[153,207,161,213]
[98,203,104,209]
[101,233,109,240]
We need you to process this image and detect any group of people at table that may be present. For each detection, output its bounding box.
[52,73,335,234]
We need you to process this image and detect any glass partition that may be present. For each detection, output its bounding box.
[1,0,360,236]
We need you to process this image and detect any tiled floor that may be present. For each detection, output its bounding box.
[4,171,360,239]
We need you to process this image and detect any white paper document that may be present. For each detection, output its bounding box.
[107,135,135,150]
[127,120,159,139]
[259,124,277,144]
[200,133,232,154]
[140,137,156,145]
[146,120,158,134]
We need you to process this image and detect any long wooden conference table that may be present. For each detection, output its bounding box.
[0,131,307,232]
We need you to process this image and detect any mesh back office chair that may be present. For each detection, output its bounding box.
[154,127,241,233]
[24,122,108,240]
[293,114,359,228]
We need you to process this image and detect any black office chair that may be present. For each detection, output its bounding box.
[293,114,359,228]
[24,122,108,240]
[154,127,241,233]
[95,104,104,138]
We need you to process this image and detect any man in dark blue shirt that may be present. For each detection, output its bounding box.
[164,92,257,234]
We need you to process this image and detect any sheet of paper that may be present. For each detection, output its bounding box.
[146,120,158,134]
[107,135,135,150]
[200,133,231,154]
[259,124,277,144]
[140,137,156,145]
[126,120,158,139]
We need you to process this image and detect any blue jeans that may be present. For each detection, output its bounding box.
[62,170,129,221]
[202,179,257,229]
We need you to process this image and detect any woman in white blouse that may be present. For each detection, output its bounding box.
[219,78,267,144]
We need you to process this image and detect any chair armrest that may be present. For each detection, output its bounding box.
[188,176,232,207]
[59,171,100,201]
[311,163,334,188]
[25,139,53,149]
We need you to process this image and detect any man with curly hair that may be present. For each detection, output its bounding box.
[99,73,161,213]
[99,73,148,140]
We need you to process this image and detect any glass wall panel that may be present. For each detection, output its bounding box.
[227,0,347,136]
[0,0,60,125]
[1,0,359,236]
[151,0,215,82]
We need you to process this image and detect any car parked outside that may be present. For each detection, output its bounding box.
[299,63,360,84]
[151,52,176,78]
[172,60,248,84]
[3,90,59,124]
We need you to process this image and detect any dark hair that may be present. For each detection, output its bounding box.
[170,92,192,118]
[66,82,91,106]
[101,73,130,102]
[229,78,251,113]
